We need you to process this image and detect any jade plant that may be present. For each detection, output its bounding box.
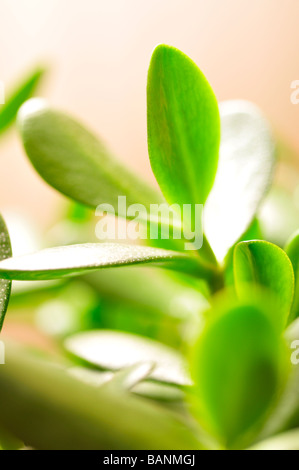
[0,45,298,450]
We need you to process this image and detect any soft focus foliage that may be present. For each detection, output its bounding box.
[0,45,297,450]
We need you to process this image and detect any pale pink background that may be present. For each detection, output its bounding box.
[1,0,299,227]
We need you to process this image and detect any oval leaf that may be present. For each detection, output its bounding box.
[64,330,191,385]
[0,68,45,136]
[147,44,220,208]
[18,99,161,214]
[190,295,286,448]
[0,215,12,330]
[205,100,275,261]
[234,240,294,329]
[0,243,201,281]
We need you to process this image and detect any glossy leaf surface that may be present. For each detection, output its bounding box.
[147,45,220,208]
[0,243,199,281]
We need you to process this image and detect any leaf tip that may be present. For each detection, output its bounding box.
[17,97,49,129]
[149,43,188,66]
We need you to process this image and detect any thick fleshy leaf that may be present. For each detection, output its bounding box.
[0,243,202,281]
[0,68,45,136]
[285,230,299,322]
[234,240,294,329]
[205,101,275,261]
[0,215,12,330]
[147,44,220,208]
[18,98,161,214]
[65,330,191,386]
[249,429,299,450]
[0,344,201,450]
[190,295,286,449]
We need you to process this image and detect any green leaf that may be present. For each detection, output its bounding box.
[0,243,203,281]
[0,68,45,136]
[0,215,12,330]
[18,98,161,214]
[64,330,191,385]
[147,44,220,209]
[190,295,287,449]
[205,100,275,261]
[234,240,294,329]
[0,344,202,450]
[285,230,299,322]
[249,429,299,450]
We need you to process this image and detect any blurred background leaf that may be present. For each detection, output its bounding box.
[205,100,275,261]
[0,68,45,137]
[64,330,191,385]
[249,429,299,450]
[0,343,203,450]
[258,318,299,439]
[18,99,161,213]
